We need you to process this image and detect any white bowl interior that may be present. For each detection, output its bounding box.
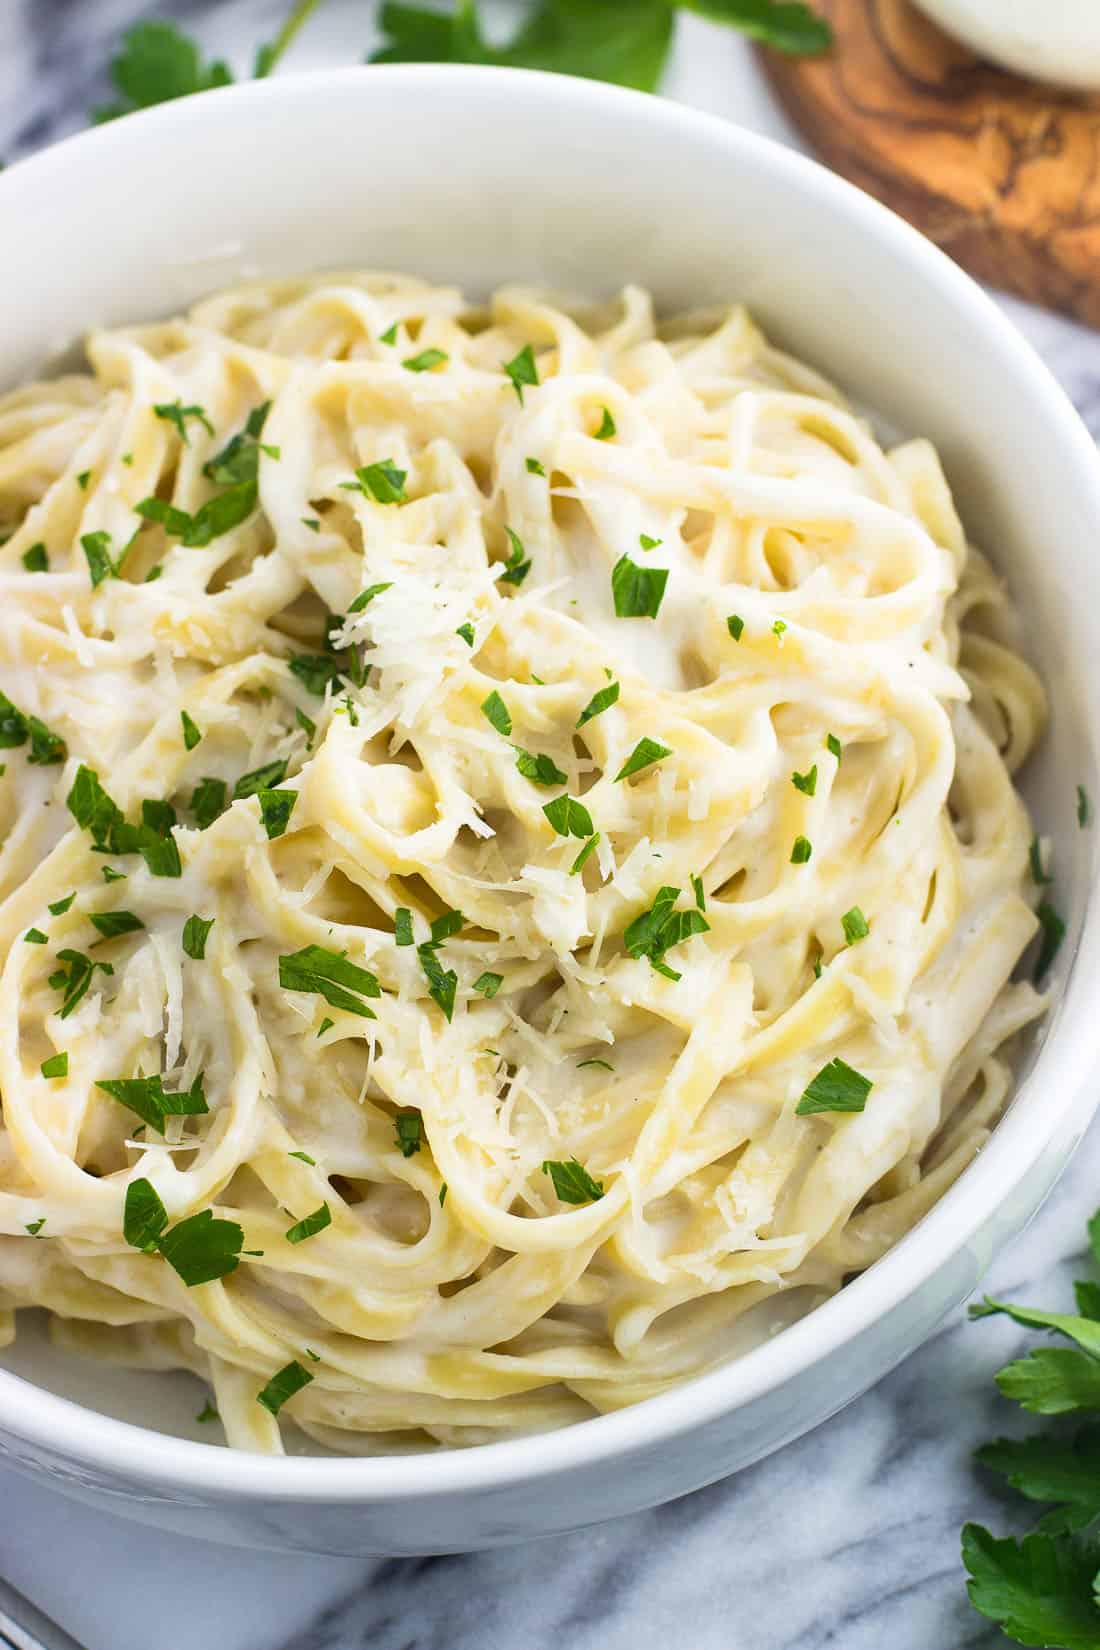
[0,65,1098,1499]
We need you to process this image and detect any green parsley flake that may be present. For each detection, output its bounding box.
[81,530,117,588]
[257,1360,313,1416]
[22,543,48,572]
[614,737,671,783]
[196,1401,219,1424]
[347,581,393,613]
[691,874,706,912]
[503,343,539,404]
[122,1177,168,1253]
[456,622,475,647]
[234,758,287,799]
[796,1058,873,1116]
[577,1058,614,1072]
[430,909,464,944]
[525,457,546,476]
[24,1218,46,1237]
[301,517,321,533]
[570,833,600,875]
[639,534,661,551]
[594,406,616,439]
[792,764,817,797]
[182,914,215,960]
[158,1206,245,1287]
[481,690,512,736]
[514,747,568,786]
[1034,901,1065,983]
[827,733,842,761]
[841,906,870,946]
[24,928,47,945]
[772,619,788,640]
[500,527,532,587]
[1077,785,1090,827]
[289,654,344,696]
[97,1072,208,1135]
[612,553,668,619]
[417,944,457,1022]
[295,707,317,748]
[278,946,380,1019]
[285,1202,332,1244]
[288,1150,316,1165]
[727,614,744,641]
[791,836,812,864]
[403,348,448,373]
[473,971,503,999]
[76,470,91,491]
[89,910,144,939]
[542,1157,604,1204]
[258,787,297,840]
[180,710,202,750]
[0,691,66,765]
[577,680,619,728]
[51,948,114,1018]
[191,776,228,830]
[439,1183,448,1207]
[344,459,407,504]
[317,1017,334,1037]
[379,322,399,346]
[40,1052,68,1079]
[543,795,595,838]
[395,1110,423,1157]
[1028,836,1051,886]
[394,907,414,947]
[48,893,76,916]
[153,401,214,444]
[623,885,710,980]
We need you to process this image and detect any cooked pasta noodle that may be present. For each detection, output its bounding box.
[0,274,1047,1453]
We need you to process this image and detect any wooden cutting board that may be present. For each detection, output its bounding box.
[758,0,1100,327]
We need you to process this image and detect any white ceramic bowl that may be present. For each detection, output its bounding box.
[911,0,1100,90]
[1,65,1099,1557]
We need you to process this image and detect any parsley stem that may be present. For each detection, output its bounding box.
[254,0,325,77]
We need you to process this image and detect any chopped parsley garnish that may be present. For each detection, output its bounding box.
[614,737,671,782]
[827,733,842,761]
[89,910,144,938]
[301,517,321,533]
[295,706,316,747]
[577,1058,614,1072]
[611,553,668,619]
[472,971,503,998]
[234,758,288,799]
[403,348,448,373]
[288,654,344,696]
[1034,901,1066,983]
[317,1018,334,1037]
[481,690,512,736]
[727,614,744,640]
[796,1058,873,1115]
[343,459,408,504]
[841,906,870,946]
[394,1110,423,1157]
[1078,784,1090,827]
[76,470,91,491]
[792,764,817,796]
[136,480,258,547]
[180,710,202,750]
[394,907,414,947]
[279,946,381,1019]
[191,776,228,829]
[24,928,47,945]
[182,914,214,960]
[379,322,399,345]
[503,343,539,403]
[0,692,66,765]
[543,795,595,838]
[525,457,546,476]
[639,534,661,551]
[50,949,114,1018]
[40,1052,68,1079]
[594,406,616,439]
[48,893,76,916]
[203,402,274,484]
[196,1401,219,1424]
[158,1206,244,1287]
[154,401,214,444]
[22,543,48,572]
[691,874,706,912]
[456,622,475,647]
[439,1183,448,1206]
[772,618,788,640]
[541,1157,604,1205]
[97,1071,208,1134]
[791,835,812,864]
[257,1360,313,1416]
[122,1177,169,1253]
[570,833,600,875]
[499,527,532,587]
[514,747,568,786]
[67,765,181,876]
[430,908,465,944]
[81,530,119,588]
[1029,836,1050,885]
[347,581,393,613]
[418,944,458,1022]
[623,884,709,979]
[576,680,619,728]
[285,1202,332,1244]
[288,1150,316,1165]
[258,787,297,839]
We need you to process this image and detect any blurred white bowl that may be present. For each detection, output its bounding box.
[912,0,1100,90]
[1,64,1099,1556]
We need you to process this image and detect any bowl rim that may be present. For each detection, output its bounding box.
[2,59,1099,1505]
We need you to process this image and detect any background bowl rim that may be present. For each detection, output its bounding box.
[1,59,1099,1505]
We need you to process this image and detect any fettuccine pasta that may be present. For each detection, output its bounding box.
[0,274,1047,1453]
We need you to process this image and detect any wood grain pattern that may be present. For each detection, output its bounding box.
[759,0,1100,325]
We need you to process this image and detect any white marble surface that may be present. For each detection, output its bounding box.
[1,6,1099,1648]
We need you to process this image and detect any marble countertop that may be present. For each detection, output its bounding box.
[2,5,1099,1648]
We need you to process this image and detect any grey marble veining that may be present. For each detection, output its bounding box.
[1,6,1099,1648]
